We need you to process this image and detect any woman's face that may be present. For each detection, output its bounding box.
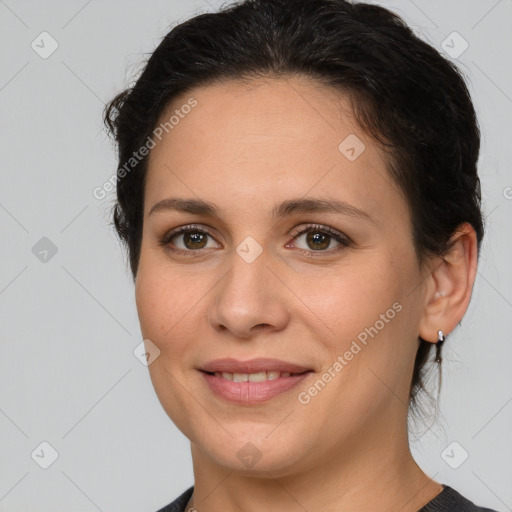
[136,76,430,475]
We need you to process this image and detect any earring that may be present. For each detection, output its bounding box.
[435,330,445,363]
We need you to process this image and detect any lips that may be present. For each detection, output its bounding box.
[200,357,312,374]
[199,358,313,404]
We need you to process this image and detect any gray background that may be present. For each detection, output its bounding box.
[0,1,511,511]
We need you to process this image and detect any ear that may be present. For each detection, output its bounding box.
[418,223,479,343]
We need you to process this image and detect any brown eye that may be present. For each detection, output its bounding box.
[288,224,351,254]
[160,225,220,254]
[178,231,208,250]
[305,231,331,251]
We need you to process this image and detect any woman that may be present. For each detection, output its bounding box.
[104,0,498,510]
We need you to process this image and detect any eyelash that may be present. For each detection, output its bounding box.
[159,223,352,257]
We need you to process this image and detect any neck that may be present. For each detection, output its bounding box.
[187,415,442,512]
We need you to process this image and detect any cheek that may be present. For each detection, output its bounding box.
[135,250,217,369]
[314,259,400,338]
[134,259,204,435]
[135,273,165,341]
[135,252,187,346]
[136,284,185,344]
[312,252,418,380]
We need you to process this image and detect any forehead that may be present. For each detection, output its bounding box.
[144,76,402,223]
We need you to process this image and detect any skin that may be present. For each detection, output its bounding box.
[135,75,478,512]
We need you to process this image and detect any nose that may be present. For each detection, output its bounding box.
[208,247,291,340]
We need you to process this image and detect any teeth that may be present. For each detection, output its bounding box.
[212,371,296,381]
[248,371,268,382]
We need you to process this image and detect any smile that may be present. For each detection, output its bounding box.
[201,370,312,404]
[212,370,295,382]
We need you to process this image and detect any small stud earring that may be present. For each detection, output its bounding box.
[435,330,445,363]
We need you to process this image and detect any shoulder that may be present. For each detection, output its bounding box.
[420,485,499,512]
[155,486,194,512]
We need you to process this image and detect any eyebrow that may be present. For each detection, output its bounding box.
[148,197,373,222]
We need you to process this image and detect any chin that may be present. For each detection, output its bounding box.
[191,424,314,476]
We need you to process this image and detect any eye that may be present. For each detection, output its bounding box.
[286,224,351,255]
[159,223,351,257]
[159,224,220,255]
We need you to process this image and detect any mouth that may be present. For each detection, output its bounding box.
[200,371,313,404]
[198,358,314,404]
[202,369,311,382]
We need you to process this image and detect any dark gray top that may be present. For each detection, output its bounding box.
[155,484,499,511]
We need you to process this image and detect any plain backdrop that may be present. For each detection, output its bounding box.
[0,1,511,511]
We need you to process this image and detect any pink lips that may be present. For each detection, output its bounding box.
[199,358,313,404]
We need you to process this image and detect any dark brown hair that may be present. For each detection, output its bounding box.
[104,0,484,410]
